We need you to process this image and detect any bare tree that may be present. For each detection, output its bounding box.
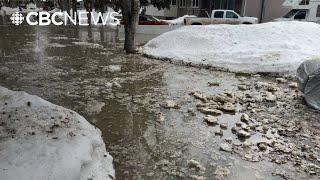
[110,0,170,53]
[62,0,70,13]
[84,0,93,25]
[71,0,77,23]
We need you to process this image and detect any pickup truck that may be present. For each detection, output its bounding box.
[184,10,258,25]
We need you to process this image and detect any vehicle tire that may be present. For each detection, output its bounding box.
[242,22,253,25]
[192,23,202,25]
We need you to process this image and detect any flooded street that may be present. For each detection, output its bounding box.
[1,25,319,180]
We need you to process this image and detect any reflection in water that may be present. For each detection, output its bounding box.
[0,24,168,179]
[34,26,49,63]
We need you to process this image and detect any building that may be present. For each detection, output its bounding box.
[145,0,178,19]
[177,0,211,17]
[244,0,291,22]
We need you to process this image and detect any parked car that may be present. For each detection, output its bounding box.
[184,10,258,25]
[139,15,168,25]
[121,15,168,25]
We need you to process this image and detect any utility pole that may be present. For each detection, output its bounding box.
[243,0,247,16]
[209,0,212,13]
[259,0,265,23]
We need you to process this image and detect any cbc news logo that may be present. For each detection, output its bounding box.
[9,11,120,26]
[10,12,24,25]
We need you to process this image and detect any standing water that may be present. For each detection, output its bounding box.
[1,25,319,180]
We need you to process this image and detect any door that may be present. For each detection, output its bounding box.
[225,11,241,24]
[139,15,148,25]
[212,10,224,24]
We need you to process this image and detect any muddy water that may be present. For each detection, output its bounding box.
[0,25,317,180]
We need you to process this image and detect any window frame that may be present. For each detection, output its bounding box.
[299,0,310,5]
[179,0,186,8]
[171,0,177,6]
[192,0,199,8]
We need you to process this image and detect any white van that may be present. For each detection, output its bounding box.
[277,0,320,23]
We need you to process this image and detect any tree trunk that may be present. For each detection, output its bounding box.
[84,0,92,26]
[63,0,70,13]
[71,0,77,24]
[121,0,140,54]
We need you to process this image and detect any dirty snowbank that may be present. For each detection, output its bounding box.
[0,86,114,180]
[142,21,320,73]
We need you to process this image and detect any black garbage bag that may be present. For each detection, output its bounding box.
[297,60,320,110]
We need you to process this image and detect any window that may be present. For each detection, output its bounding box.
[317,5,320,17]
[139,16,148,22]
[226,11,238,19]
[214,11,224,18]
[294,10,307,20]
[299,0,309,5]
[192,0,199,7]
[171,0,177,6]
[179,0,186,7]
[284,9,299,18]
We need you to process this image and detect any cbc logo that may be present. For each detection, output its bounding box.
[10,12,24,25]
[9,11,120,26]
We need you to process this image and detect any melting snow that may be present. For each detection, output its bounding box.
[0,86,114,180]
[143,21,320,74]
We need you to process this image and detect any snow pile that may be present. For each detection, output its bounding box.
[0,6,19,15]
[0,86,114,180]
[143,21,320,73]
[163,15,196,25]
